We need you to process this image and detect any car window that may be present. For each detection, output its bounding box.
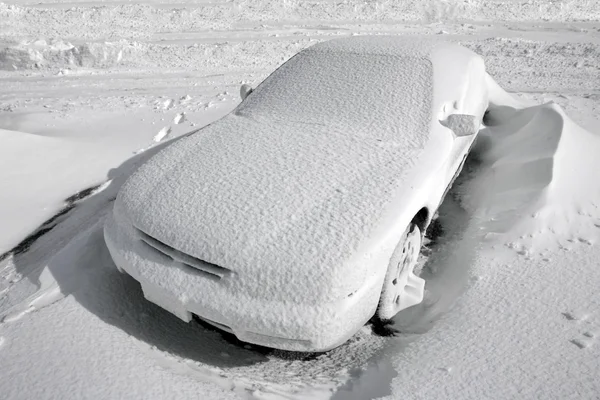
[235,51,433,144]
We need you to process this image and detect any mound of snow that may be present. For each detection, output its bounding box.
[459,75,600,255]
[0,39,126,71]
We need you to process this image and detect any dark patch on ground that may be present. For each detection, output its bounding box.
[425,218,444,245]
[0,182,105,263]
[8,226,55,258]
[65,183,103,203]
[368,317,400,337]
[192,314,322,361]
[40,203,76,228]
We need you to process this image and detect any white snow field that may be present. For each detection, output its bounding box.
[1,1,600,399]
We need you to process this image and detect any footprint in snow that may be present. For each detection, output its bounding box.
[564,311,596,349]
[571,337,594,349]
[0,337,5,348]
[577,237,594,245]
[562,311,588,322]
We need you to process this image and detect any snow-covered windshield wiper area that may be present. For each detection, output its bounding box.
[236,50,433,146]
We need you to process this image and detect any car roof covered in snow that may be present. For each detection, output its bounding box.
[235,36,477,142]
[306,35,450,56]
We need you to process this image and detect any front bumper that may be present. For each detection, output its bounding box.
[103,210,382,352]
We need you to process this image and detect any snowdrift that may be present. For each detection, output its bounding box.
[0,39,126,71]
[0,128,83,253]
[461,75,600,255]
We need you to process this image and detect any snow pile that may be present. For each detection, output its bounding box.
[459,75,600,256]
[153,126,171,142]
[0,37,312,72]
[0,39,127,71]
[173,112,186,125]
[0,128,92,253]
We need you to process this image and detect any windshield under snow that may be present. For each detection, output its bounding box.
[235,49,433,144]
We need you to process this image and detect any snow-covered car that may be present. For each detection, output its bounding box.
[104,36,489,352]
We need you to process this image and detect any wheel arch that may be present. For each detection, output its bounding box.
[374,205,430,321]
[411,206,430,234]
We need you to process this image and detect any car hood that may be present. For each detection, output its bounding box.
[116,114,435,302]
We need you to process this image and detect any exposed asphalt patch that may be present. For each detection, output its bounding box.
[0,182,106,263]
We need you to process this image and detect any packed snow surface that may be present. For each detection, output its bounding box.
[1,1,600,399]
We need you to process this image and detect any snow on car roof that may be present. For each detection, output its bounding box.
[236,36,435,144]
[306,35,443,56]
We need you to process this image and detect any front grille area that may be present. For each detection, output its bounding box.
[136,228,232,281]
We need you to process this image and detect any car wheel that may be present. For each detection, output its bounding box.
[376,223,426,321]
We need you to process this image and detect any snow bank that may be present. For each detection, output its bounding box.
[459,75,600,256]
[0,39,126,70]
[0,37,312,72]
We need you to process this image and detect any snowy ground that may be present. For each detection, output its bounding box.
[1,1,600,399]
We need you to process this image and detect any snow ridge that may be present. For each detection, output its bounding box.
[460,78,600,255]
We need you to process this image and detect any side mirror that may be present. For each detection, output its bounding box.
[439,114,479,137]
[240,84,253,101]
